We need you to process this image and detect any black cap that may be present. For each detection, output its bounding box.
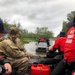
[59,31,65,37]
[66,16,75,27]
[0,19,4,30]
[0,18,8,33]
[9,27,19,35]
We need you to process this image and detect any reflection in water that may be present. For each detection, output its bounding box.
[24,40,54,56]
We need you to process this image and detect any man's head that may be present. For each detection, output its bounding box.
[66,16,75,28]
[9,27,19,40]
[59,31,66,37]
[9,27,19,35]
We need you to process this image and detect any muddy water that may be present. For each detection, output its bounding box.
[24,42,37,55]
[24,40,54,57]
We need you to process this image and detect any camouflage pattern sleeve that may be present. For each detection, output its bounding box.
[0,40,27,58]
[15,38,25,51]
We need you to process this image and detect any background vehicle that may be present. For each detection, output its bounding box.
[36,42,49,53]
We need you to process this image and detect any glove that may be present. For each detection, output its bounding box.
[39,60,45,64]
[33,59,46,65]
[46,50,55,58]
[38,59,47,65]
[49,50,54,53]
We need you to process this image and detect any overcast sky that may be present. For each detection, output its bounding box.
[0,0,75,36]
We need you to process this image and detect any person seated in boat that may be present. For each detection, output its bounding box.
[51,16,75,75]
[0,56,12,75]
[0,18,12,75]
[35,31,66,65]
[46,31,66,58]
[0,27,30,75]
[38,38,45,43]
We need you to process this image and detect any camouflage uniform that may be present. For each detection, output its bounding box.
[0,27,29,75]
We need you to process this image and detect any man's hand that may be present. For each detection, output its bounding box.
[4,63,12,74]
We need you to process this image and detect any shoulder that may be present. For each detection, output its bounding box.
[55,37,60,41]
[2,39,10,42]
[0,39,11,45]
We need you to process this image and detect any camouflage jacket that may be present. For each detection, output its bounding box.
[0,38,27,59]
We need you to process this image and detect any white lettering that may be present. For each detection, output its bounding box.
[67,35,74,38]
[70,30,74,34]
[66,39,72,43]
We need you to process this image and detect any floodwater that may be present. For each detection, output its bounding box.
[24,42,37,55]
[24,40,54,57]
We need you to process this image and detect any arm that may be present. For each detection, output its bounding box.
[0,41,28,58]
[0,56,12,74]
[50,38,60,51]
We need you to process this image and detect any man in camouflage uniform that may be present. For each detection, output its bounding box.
[0,27,29,75]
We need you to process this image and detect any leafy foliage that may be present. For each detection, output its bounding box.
[35,27,54,38]
[3,11,75,43]
[2,20,54,43]
[62,11,75,34]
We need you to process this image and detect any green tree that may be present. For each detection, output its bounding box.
[62,21,69,34]
[62,11,75,34]
[35,27,54,38]
[67,11,75,21]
